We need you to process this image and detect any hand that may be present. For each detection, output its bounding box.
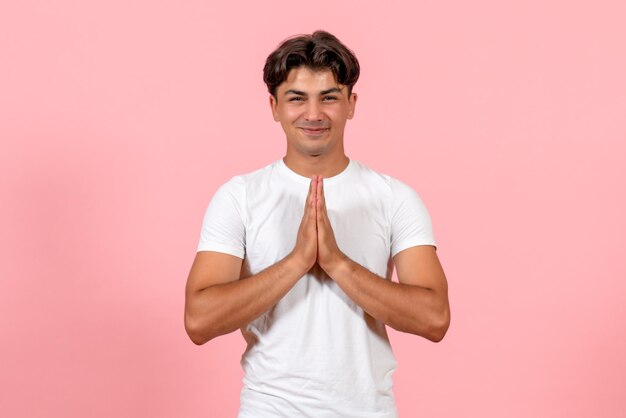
[315,176,346,274]
[290,177,318,272]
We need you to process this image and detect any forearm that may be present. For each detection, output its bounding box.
[327,256,450,342]
[186,253,308,344]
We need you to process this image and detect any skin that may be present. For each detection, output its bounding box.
[269,66,357,178]
[185,66,450,345]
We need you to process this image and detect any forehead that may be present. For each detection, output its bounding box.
[278,67,344,93]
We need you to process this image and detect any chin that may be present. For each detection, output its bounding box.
[305,144,330,156]
[288,136,335,157]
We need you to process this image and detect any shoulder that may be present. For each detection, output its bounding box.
[349,160,392,190]
[216,160,280,196]
[232,160,282,189]
[349,160,420,199]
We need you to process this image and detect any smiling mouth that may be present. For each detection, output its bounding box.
[300,127,328,136]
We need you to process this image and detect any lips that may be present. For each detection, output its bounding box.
[299,127,328,136]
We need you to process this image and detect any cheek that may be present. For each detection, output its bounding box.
[279,107,301,122]
[330,111,350,125]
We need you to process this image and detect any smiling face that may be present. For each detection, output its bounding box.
[270,66,357,161]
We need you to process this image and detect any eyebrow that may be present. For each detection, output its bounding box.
[321,87,342,95]
[283,87,343,96]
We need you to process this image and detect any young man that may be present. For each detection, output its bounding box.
[184,30,450,417]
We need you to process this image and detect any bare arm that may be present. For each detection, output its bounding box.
[324,246,450,342]
[184,178,318,345]
[315,176,450,342]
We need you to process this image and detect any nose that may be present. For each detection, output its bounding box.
[304,100,322,121]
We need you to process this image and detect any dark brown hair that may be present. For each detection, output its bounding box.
[263,30,360,98]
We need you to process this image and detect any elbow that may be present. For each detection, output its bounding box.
[393,311,450,342]
[184,313,215,346]
[426,307,450,343]
[187,331,209,346]
[426,325,448,343]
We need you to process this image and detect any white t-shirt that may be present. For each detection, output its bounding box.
[198,159,436,418]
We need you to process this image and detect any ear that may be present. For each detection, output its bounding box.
[269,95,280,122]
[347,92,358,120]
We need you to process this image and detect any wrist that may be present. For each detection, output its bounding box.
[286,251,314,277]
[321,252,351,279]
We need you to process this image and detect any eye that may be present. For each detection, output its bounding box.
[322,96,338,102]
[288,96,304,102]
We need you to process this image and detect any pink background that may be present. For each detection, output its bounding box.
[1,1,625,417]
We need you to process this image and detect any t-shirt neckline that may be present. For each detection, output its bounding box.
[277,158,355,186]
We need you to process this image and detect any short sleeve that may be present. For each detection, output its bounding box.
[197,177,246,258]
[390,178,436,257]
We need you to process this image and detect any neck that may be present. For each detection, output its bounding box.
[282,152,350,179]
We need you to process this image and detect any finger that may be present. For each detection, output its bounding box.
[319,176,325,209]
[315,176,322,210]
[309,177,316,200]
[316,176,322,206]
[317,177,330,223]
[316,177,324,222]
[305,177,315,208]
[312,177,319,210]
[306,178,318,224]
